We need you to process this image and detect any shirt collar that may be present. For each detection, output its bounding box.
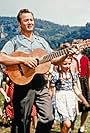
[19,33,39,42]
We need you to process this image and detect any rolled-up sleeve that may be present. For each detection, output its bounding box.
[1,40,14,54]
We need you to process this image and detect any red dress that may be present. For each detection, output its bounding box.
[5,82,14,119]
[80,55,89,77]
[79,55,90,111]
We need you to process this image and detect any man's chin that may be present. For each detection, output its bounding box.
[27,29,33,32]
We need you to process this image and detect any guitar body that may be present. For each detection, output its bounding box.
[6,49,51,85]
[6,41,89,85]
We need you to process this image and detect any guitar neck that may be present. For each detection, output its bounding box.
[40,48,69,64]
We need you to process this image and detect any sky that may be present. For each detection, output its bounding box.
[0,0,90,26]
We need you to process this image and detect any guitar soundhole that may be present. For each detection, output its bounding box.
[18,64,24,76]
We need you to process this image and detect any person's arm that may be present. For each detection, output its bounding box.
[73,82,90,107]
[0,87,10,102]
[0,52,37,68]
[49,84,56,97]
[76,76,82,92]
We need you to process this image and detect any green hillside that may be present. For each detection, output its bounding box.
[0,17,90,49]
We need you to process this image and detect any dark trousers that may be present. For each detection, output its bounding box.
[11,83,54,133]
[79,76,90,112]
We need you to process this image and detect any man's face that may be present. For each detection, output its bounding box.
[19,13,35,33]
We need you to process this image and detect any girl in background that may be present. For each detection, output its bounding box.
[50,56,90,133]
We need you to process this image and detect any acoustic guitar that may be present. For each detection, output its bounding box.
[6,42,90,85]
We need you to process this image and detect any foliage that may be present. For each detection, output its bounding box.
[0,17,90,50]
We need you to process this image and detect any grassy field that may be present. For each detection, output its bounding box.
[0,88,90,133]
[51,112,90,133]
[0,112,90,133]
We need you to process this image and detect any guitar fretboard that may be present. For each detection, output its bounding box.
[39,48,69,64]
